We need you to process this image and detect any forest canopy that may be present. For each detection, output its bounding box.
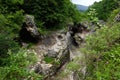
[88,0,120,21]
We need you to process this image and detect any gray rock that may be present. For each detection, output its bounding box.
[19,15,40,43]
[40,63,55,76]
[28,25,89,79]
[47,50,57,58]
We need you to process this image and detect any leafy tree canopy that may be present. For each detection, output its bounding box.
[88,0,120,21]
[22,0,81,28]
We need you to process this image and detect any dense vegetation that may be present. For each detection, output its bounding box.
[88,0,120,21]
[85,23,120,80]
[0,0,83,79]
[0,0,120,80]
[22,0,82,29]
[84,0,120,79]
[60,0,120,80]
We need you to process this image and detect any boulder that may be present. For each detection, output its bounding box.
[30,62,55,76]
[68,22,89,36]
[19,15,40,43]
[67,22,89,47]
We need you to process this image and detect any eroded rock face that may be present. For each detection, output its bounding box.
[68,22,88,35]
[67,22,89,47]
[19,15,40,43]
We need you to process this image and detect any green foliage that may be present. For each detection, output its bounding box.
[87,8,98,23]
[44,56,60,66]
[0,14,8,32]
[84,23,120,80]
[0,34,19,58]
[108,8,120,23]
[0,49,43,80]
[86,45,120,80]
[66,61,80,71]
[23,0,81,29]
[0,11,24,35]
[0,0,24,35]
[0,9,24,58]
[0,1,44,79]
[0,0,24,56]
[89,0,120,21]
[66,57,81,71]
[0,0,23,14]
[44,56,55,63]
[86,23,120,52]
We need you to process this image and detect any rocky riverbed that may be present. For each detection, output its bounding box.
[19,15,90,80]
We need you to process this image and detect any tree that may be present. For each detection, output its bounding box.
[22,0,81,29]
[88,0,119,21]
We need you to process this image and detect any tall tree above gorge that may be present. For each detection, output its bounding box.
[23,0,80,28]
[89,0,119,21]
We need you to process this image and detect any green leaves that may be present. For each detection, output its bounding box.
[11,0,24,5]
[87,8,98,23]
[93,45,120,80]
[0,49,43,80]
[85,23,120,80]
[86,23,120,53]
[23,0,81,29]
[89,0,119,21]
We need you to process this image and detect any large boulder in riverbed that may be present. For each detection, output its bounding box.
[19,15,40,43]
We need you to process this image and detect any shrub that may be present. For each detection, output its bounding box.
[0,34,19,59]
[84,23,120,80]
[0,49,43,80]
[107,8,120,23]
[86,23,120,53]
[86,44,120,80]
